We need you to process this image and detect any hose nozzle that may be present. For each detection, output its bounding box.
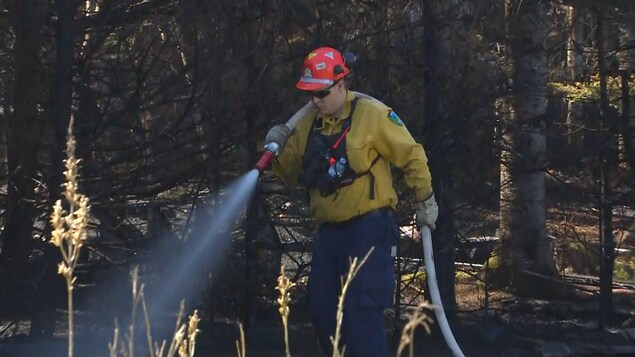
[254,142,280,171]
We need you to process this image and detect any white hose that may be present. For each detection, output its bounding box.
[285,92,465,356]
[283,101,314,129]
[283,91,382,129]
[421,226,465,357]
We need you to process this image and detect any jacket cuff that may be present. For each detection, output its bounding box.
[414,189,434,202]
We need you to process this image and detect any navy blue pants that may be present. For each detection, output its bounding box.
[308,208,398,357]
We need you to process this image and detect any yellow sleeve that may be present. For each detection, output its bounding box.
[372,108,433,201]
[271,130,302,186]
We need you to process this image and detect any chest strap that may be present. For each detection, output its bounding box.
[308,97,381,199]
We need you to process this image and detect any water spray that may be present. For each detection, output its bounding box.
[255,92,465,356]
[148,170,261,319]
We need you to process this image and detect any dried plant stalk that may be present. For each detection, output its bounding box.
[117,267,147,357]
[235,322,246,357]
[276,264,296,357]
[185,310,200,357]
[331,247,375,357]
[109,319,120,357]
[49,120,90,357]
[141,294,155,356]
[154,299,199,357]
[397,302,434,357]
[108,269,200,357]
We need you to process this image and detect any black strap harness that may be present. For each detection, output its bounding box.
[298,97,380,198]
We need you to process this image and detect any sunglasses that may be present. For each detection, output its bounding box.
[311,81,339,99]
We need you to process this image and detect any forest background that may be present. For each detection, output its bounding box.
[0,0,634,356]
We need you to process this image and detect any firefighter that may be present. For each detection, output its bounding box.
[266,47,438,357]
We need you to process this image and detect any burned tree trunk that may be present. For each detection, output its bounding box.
[596,5,616,329]
[0,0,47,323]
[500,0,557,290]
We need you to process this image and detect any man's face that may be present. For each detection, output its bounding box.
[310,80,346,116]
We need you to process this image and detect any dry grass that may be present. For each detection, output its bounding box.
[49,121,90,357]
[276,265,296,357]
[274,248,434,357]
[51,124,200,357]
[235,322,246,357]
[330,248,374,357]
[108,267,200,357]
[397,302,433,357]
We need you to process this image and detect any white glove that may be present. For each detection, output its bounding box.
[266,124,292,149]
[416,194,438,231]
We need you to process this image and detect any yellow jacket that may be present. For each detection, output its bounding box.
[273,91,433,223]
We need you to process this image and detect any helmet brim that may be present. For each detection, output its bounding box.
[295,81,330,91]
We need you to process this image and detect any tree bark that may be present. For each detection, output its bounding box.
[565,5,586,161]
[566,5,585,81]
[421,0,464,324]
[596,5,616,328]
[500,0,557,289]
[29,0,81,338]
[0,0,46,319]
[617,2,635,179]
[617,2,635,72]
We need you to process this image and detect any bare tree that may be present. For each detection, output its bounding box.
[566,4,586,81]
[499,0,558,290]
[0,0,48,325]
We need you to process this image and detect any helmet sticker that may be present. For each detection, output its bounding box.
[388,111,404,126]
[308,52,317,60]
[325,51,334,59]
[304,68,312,78]
[315,62,326,70]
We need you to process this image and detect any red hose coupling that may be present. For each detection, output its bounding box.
[255,150,275,171]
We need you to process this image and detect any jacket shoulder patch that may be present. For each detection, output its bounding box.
[387,111,404,126]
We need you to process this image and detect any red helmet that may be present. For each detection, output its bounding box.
[296,47,350,91]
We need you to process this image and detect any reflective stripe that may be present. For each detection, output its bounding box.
[299,77,333,85]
